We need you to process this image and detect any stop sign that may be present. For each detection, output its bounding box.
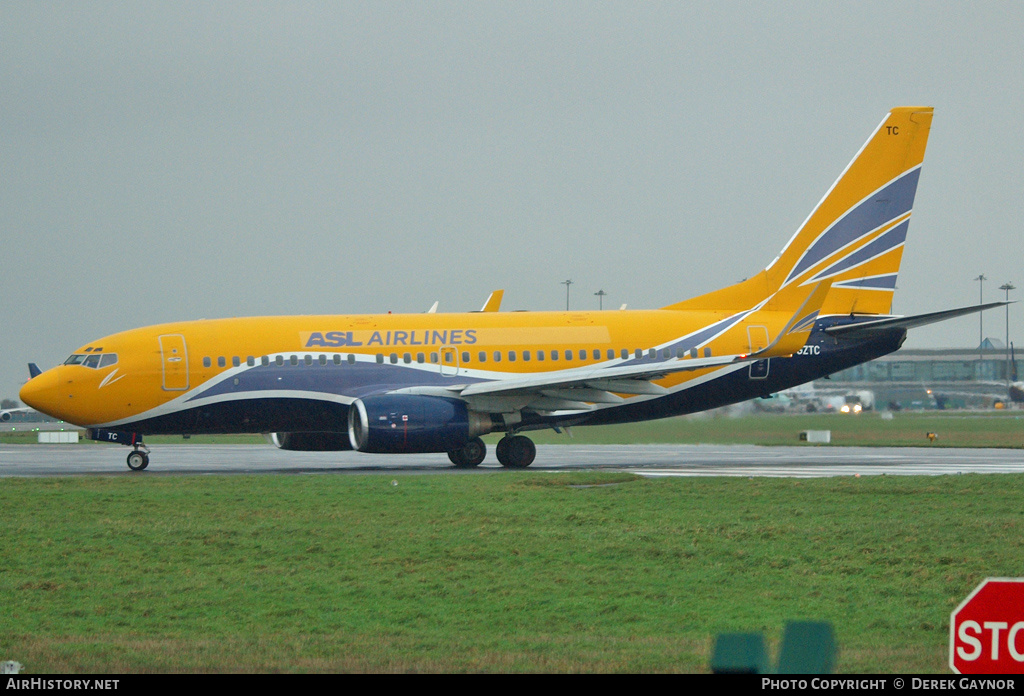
[950,578,1024,674]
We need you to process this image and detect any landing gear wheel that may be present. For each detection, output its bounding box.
[496,435,536,469]
[448,437,487,468]
[126,450,149,471]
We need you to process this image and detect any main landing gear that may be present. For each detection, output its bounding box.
[446,434,537,468]
[495,434,536,469]
[448,437,487,468]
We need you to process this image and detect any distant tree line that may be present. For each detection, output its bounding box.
[1,399,20,409]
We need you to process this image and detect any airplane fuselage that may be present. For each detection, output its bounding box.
[21,308,905,439]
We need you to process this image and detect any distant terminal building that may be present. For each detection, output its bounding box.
[822,346,1022,410]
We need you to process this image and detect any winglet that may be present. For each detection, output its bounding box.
[480,290,504,312]
[752,280,833,358]
[28,363,42,379]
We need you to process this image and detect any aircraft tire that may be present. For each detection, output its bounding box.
[496,435,535,469]
[126,451,149,471]
[448,438,486,468]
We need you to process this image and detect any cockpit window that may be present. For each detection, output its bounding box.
[66,353,119,368]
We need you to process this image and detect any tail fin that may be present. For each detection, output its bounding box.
[665,107,933,316]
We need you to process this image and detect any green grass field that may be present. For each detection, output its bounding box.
[3,471,1022,673]
[3,410,1023,448]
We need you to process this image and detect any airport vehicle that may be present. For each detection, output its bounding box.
[20,107,1002,470]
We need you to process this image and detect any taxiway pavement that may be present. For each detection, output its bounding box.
[1,443,1022,478]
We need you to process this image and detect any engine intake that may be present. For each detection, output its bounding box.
[348,394,494,454]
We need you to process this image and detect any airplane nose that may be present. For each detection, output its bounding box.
[19,368,64,419]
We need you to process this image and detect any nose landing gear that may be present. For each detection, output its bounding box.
[126,445,151,471]
[86,428,151,471]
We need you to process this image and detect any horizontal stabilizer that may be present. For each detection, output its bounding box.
[824,302,1008,338]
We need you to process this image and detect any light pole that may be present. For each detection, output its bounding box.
[1000,282,1015,391]
[975,274,987,360]
[561,279,573,311]
[594,289,607,310]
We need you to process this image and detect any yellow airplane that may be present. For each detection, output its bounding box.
[19,107,1001,471]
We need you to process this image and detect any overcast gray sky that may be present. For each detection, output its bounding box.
[3,1,1023,399]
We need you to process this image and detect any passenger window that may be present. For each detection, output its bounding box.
[247,356,255,367]
[233,356,241,367]
[648,349,656,359]
[261,356,269,366]
[430,352,438,363]
[537,350,545,361]
[84,354,101,369]
[289,356,298,366]
[606,349,615,360]
[376,354,384,364]
[318,355,327,365]
[98,353,118,369]
[275,356,284,366]
[621,348,629,360]
[493,351,501,362]
[523,351,531,361]
[564,350,573,360]
[478,352,487,362]
[304,355,313,365]
[418,353,426,364]
[403,353,411,364]
[634,349,643,359]
[218,357,227,368]
[704,347,712,357]
[461,352,469,363]
[550,351,558,361]
[347,354,356,364]
[579,349,587,360]
[509,351,516,362]
[390,353,398,364]
[203,357,212,368]
[333,354,341,365]
[689,348,698,359]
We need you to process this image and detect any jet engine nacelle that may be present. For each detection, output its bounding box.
[348,394,494,454]
[269,431,352,451]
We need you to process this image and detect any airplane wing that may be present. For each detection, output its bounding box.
[401,281,834,413]
[824,302,1008,338]
[394,352,761,412]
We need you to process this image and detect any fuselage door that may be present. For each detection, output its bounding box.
[159,334,189,391]
[439,346,460,377]
[747,325,769,354]
[747,325,770,380]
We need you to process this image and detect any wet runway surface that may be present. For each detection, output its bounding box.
[2,443,1023,478]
